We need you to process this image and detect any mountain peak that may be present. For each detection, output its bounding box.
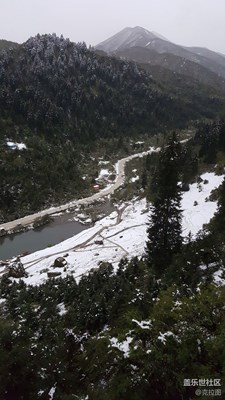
[132,26,150,33]
[95,26,160,53]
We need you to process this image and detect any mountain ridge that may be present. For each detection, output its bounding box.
[96,26,225,79]
[116,46,225,92]
[0,39,19,51]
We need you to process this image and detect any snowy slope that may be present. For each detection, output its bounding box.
[0,172,223,286]
[96,26,158,52]
[182,172,224,235]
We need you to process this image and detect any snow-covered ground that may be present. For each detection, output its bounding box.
[130,175,139,183]
[182,172,224,236]
[7,141,27,150]
[96,168,110,179]
[1,172,224,286]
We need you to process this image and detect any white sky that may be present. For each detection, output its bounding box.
[1,0,225,54]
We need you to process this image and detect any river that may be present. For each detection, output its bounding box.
[0,215,86,261]
[0,201,115,261]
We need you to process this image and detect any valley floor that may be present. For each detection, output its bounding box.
[1,172,224,286]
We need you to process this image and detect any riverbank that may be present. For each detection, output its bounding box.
[0,199,115,261]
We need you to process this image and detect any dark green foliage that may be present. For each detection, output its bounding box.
[0,134,86,222]
[0,34,193,138]
[0,260,151,399]
[194,119,225,163]
[0,34,224,221]
[0,253,225,399]
[165,231,224,291]
[143,151,160,201]
[179,140,199,187]
[145,139,198,201]
[207,177,225,242]
[0,39,19,51]
[146,133,183,274]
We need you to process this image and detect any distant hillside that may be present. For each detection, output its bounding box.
[1,33,220,144]
[0,39,19,51]
[185,46,225,69]
[96,26,225,79]
[116,46,225,92]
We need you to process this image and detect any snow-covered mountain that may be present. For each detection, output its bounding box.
[96,26,160,53]
[96,26,225,79]
[185,46,225,69]
[96,26,197,61]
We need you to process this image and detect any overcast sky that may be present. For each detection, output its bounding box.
[1,0,225,53]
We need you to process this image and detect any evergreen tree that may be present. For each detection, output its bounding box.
[146,132,183,275]
[209,177,225,237]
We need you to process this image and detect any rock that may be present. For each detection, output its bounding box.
[20,251,29,257]
[0,228,6,237]
[7,260,28,278]
[33,214,52,229]
[94,240,104,245]
[63,253,69,258]
[47,271,62,278]
[40,268,49,274]
[0,260,10,267]
[54,257,67,268]
[181,183,190,192]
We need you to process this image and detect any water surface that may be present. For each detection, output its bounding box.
[0,200,115,261]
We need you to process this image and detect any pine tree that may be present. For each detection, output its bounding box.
[146,132,183,275]
[209,177,225,236]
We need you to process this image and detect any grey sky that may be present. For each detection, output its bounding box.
[1,0,225,54]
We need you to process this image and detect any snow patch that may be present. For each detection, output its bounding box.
[213,269,225,285]
[158,331,179,344]
[182,172,224,236]
[132,319,151,329]
[7,141,27,150]
[109,336,133,357]
[130,175,139,183]
[48,384,56,400]
[97,169,109,179]
[99,160,110,165]
[57,302,67,316]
